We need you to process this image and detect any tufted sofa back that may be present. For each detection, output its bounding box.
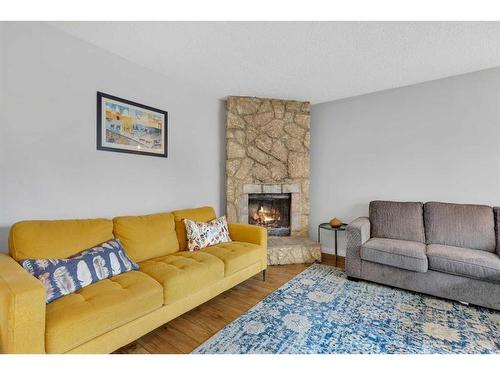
[8,207,218,263]
[9,219,113,261]
[424,202,496,252]
[369,200,425,243]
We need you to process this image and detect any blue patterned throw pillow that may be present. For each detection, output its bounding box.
[20,239,139,303]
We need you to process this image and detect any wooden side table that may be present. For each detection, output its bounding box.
[318,222,347,267]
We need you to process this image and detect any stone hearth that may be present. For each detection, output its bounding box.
[225,96,320,265]
[268,237,321,265]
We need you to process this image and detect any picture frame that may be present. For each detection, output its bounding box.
[96,92,168,158]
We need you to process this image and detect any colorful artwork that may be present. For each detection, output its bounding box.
[97,92,168,157]
[184,216,232,251]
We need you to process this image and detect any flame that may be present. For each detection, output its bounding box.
[253,205,280,224]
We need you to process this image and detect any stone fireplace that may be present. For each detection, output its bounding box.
[225,96,321,264]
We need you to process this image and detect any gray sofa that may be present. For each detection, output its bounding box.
[346,201,500,310]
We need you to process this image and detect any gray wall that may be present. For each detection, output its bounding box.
[0,23,225,252]
[310,67,500,256]
[3,23,500,258]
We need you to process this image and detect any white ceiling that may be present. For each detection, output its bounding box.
[50,22,500,104]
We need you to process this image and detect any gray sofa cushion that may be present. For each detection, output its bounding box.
[427,244,500,283]
[360,237,428,272]
[424,202,495,252]
[369,201,425,243]
[494,207,500,256]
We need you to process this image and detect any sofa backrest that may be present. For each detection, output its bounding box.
[172,206,216,251]
[8,207,218,263]
[369,201,425,243]
[424,202,495,252]
[113,212,179,263]
[9,218,113,261]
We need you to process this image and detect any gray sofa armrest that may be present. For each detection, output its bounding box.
[346,217,370,278]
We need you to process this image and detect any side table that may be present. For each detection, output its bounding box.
[318,222,347,267]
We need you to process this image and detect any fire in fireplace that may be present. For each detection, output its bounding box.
[248,193,291,236]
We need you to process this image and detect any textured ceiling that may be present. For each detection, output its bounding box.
[50,21,500,104]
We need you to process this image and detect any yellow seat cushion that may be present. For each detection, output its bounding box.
[9,219,113,261]
[202,241,264,276]
[113,212,179,263]
[45,271,162,354]
[172,207,216,251]
[139,251,224,304]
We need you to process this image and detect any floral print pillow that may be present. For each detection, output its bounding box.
[184,216,232,251]
[20,239,139,303]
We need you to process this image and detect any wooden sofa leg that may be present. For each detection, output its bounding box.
[262,270,266,281]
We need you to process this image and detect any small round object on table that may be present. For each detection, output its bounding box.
[329,217,343,228]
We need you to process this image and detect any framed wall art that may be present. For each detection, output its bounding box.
[97,92,168,158]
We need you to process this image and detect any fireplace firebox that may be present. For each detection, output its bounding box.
[248,193,291,236]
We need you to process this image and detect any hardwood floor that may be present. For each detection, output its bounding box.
[115,254,344,354]
[321,253,345,269]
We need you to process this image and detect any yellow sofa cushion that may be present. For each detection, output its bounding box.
[113,212,178,263]
[9,219,113,261]
[202,241,264,276]
[172,207,216,251]
[139,251,224,304]
[45,271,162,354]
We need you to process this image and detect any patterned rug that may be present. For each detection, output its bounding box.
[193,264,499,354]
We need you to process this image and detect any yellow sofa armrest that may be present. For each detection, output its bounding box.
[228,223,268,269]
[228,223,267,247]
[0,253,46,353]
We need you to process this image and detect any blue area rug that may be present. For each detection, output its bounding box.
[193,264,499,354]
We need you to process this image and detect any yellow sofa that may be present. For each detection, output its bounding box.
[0,207,267,354]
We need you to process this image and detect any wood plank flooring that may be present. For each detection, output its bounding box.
[115,254,344,354]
